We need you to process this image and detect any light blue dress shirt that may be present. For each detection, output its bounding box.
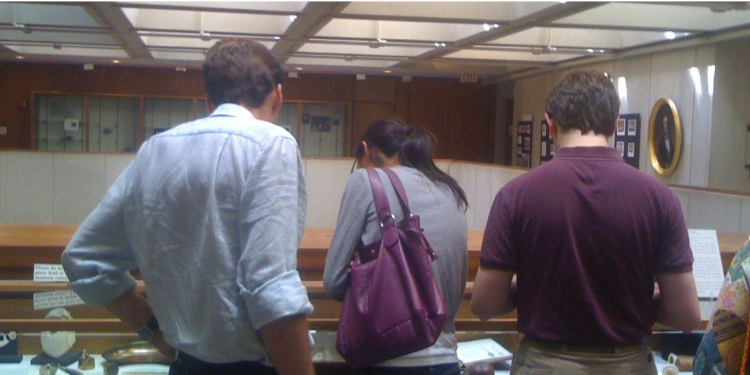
[62,103,313,364]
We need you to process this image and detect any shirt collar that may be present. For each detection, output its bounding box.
[209,103,256,120]
[555,146,622,160]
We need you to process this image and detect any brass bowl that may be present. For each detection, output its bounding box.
[102,341,170,365]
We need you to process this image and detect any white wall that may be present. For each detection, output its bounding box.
[2,151,747,233]
[709,38,750,193]
[511,43,720,188]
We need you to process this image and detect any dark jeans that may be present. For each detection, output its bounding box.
[169,352,277,375]
[349,362,460,375]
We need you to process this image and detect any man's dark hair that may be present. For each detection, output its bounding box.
[545,70,620,137]
[202,38,284,108]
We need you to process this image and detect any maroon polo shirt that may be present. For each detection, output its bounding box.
[480,146,693,345]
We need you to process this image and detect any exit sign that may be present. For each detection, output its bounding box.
[460,73,478,83]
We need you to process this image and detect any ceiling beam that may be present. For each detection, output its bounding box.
[638,1,750,11]
[113,2,299,17]
[0,43,17,56]
[541,22,705,34]
[113,2,516,25]
[392,2,606,69]
[507,23,750,82]
[272,2,350,64]
[83,2,152,59]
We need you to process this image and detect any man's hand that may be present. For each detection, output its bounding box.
[104,287,175,361]
[260,314,315,375]
[153,330,176,361]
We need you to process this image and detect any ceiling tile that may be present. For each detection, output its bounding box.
[487,27,678,50]
[0,3,102,28]
[445,49,582,63]
[341,2,556,22]
[316,19,483,42]
[125,8,293,35]
[286,56,399,68]
[298,42,431,57]
[5,44,128,58]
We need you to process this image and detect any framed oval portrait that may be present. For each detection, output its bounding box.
[648,98,682,176]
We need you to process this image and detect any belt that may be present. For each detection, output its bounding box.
[174,351,277,375]
[526,337,646,354]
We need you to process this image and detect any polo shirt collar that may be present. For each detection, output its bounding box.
[555,146,622,160]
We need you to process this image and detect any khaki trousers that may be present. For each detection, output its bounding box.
[510,338,658,375]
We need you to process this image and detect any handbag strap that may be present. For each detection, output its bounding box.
[382,168,411,217]
[366,168,394,226]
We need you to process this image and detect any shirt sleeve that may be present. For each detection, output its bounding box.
[653,192,693,273]
[61,164,138,306]
[237,135,313,330]
[479,190,517,271]
[323,170,371,301]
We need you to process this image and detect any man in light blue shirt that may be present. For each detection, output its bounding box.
[62,39,314,375]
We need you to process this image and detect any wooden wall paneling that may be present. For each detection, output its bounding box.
[408,78,451,158]
[2,63,497,160]
[447,82,493,162]
[353,76,396,103]
[136,97,145,146]
[351,102,396,153]
[395,80,410,121]
[284,74,353,103]
[28,92,37,150]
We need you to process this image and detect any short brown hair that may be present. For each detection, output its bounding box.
[202,38,284,108]
[545,71,620,136]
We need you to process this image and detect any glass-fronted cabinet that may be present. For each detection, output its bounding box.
[34,94,208,153]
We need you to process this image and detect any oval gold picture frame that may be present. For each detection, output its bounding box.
[648,98,682,176]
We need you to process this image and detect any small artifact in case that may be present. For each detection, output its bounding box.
[0,330,22,363]
[78,349,95,370]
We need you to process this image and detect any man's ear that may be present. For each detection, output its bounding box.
[545,113,557,137]
[206,96,216,113]
[272,84,283,114]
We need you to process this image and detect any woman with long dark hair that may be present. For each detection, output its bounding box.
[324,118,468,374]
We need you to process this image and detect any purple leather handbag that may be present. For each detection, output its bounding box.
[336,168,447,368]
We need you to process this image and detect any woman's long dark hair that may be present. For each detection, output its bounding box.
[355,118,468,209]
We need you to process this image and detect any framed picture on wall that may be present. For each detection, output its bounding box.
[616,113,641,168]
[617,119,626,136]
[310,116,332,132]
[648,98,682,176]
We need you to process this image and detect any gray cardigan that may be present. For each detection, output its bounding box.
[324,166,468,367]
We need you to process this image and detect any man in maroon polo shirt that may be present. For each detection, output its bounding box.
[471,71,700,374]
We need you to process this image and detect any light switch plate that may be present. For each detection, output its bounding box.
[0,126,7,135]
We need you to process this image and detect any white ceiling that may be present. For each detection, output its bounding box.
[1,1,749,79]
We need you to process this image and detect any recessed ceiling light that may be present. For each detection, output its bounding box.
[15,55,25,60]
[434,42,447,47]
[587,48,594,53]
[482,23,500,31]
[175,67,187,72]
[383,70,392,74]
[273,36,281,40]
[295,67,303,71]
[377,38,388,43]
[112,59,121,64]
[289,15,297,22]
[664,31,676,40]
